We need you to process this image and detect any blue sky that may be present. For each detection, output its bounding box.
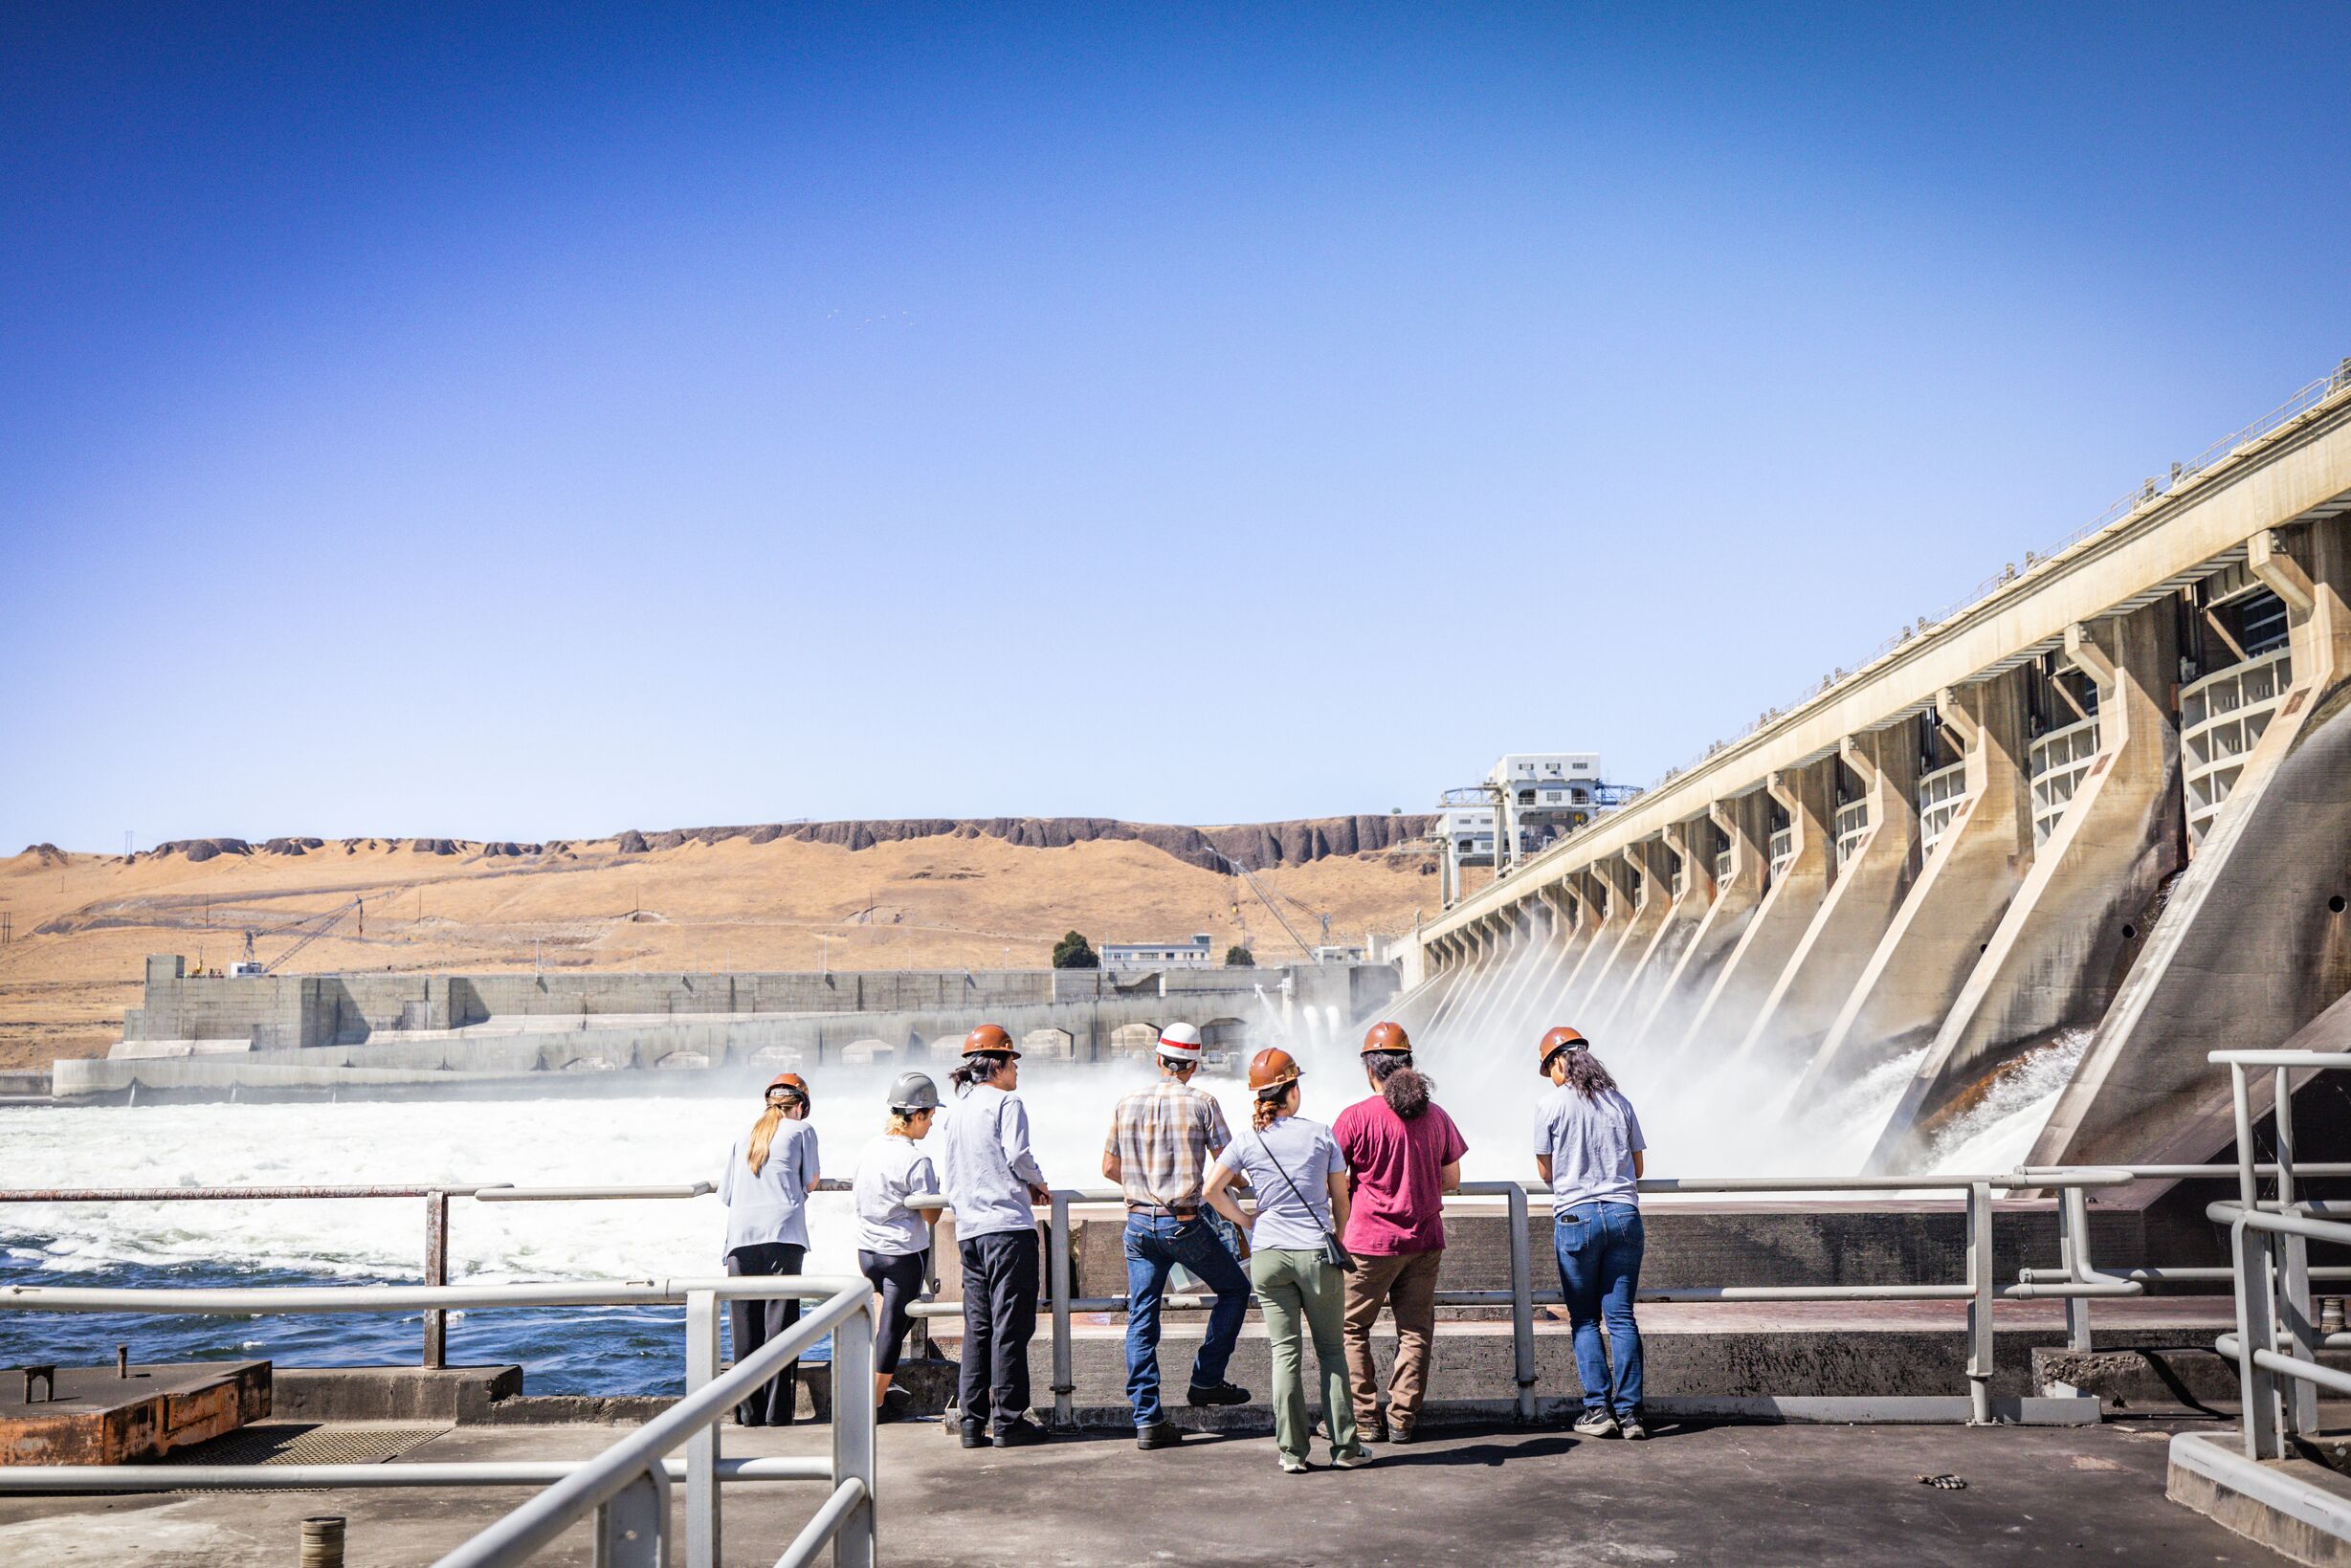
[4,5,2347,850]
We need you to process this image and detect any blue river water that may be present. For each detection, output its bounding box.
[0,1249,827,1395]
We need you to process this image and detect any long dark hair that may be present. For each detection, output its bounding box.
[1559,1047,1618,1102]
[949,1052,1009,1094]
[1364,1049,1433,1120]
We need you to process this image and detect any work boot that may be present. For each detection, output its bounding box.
[1136,1421,1185,1450]
[1387,1419,1417,1446]
[992,1417,1049,1448]
[1362,1411,1390,1444]
[1572,1408,1619,1438]
[1616,1410,1649,1442]
[1187,1380,1251,1407]
[960,1417,988,1449]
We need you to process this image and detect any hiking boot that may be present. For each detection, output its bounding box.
[1387,1420,1417,1446]
[1187,1380,1251,1407]
[1572,1408,1619,1438]
[1617,1410,1649,1441]
[991,1417,1049,1448]
[1136,1421,1185,1450]
[1362,1412,1390,1444]
[1278,1453,1309,1474]
[960,1417,988,1448]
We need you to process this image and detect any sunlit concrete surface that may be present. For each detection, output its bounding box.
[0,1414,2294,1566]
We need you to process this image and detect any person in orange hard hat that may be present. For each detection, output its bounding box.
[1533,1026,1651,1441]
[1204,1046,1366,1474]
[1335,1021,1466,1445]
[720,1071,822,1424]
[938,1024,1053,1448]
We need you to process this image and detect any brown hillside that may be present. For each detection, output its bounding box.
[0,817,1440,1071]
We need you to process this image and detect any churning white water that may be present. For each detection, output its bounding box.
[0,1016,2084,1284]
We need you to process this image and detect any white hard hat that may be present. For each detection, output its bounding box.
[1157,1022,1205,1063]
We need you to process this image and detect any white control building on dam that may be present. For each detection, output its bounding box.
[1398,362,2351,1184]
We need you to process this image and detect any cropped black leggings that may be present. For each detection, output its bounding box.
[860,1248,928,1374]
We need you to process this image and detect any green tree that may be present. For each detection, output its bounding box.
[1051,930,1099,969]
[1224,944,1255,967]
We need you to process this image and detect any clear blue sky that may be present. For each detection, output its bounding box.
[5,5,2347,850]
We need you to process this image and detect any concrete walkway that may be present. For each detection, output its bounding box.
[0,1413,2291,1566]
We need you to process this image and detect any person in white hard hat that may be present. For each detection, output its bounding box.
[1100,1021,1253,1448]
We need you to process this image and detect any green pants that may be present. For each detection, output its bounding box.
[1250,1247,1358,1462]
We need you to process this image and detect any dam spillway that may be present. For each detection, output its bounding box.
[1402,362,2351,1187]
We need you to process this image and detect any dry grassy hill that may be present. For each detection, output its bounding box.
[0,818,1440,1070]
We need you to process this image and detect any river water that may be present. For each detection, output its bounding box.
[0,1039,2074,1392]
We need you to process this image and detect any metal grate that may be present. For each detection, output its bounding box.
[160,1421,449,1486]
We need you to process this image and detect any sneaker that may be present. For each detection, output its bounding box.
[1363,1412,1390,1444]
[1187,1380,1251,1407]
[960,1417,988,1448]
[1617,1411,1649,1442]
[991,1417,1049,1448]
[1136,1421,1184,1450]
[1388,1421,1417,1446]
[1278,1453,1309,1475]
[1572,1408,1619,1438]
[1329,1444,1372,1469]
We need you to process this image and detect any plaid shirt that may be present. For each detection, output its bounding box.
[1104,1078,1232,1212]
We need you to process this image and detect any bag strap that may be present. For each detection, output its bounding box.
[1252,1124,1329,1226]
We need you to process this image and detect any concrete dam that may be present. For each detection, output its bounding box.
[1399,364,2351,1188]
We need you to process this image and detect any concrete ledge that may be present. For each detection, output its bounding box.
[2169,1429,2351,1566]
[1013,1394,2099,1433]
[270,1365,521,1424]
[2036,1345,2351,1409]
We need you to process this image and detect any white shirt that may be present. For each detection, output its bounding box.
[719,1116,821,1255]
[852,1133,940,1257]
[938,1084,1047,1239]
[1209,1115,1342,1252]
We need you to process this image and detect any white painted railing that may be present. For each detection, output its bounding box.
[1916,761,1968,853]
[1832,800,1871,866]
[2181,648,2292,848]
[2028,716,2100,846]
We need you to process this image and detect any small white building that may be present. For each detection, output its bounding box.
[1101,933,1216,971]
[1488,752,1604,811]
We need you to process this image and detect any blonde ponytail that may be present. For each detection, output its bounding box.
[747,1104,786,1175]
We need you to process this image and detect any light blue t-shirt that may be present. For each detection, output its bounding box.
[1211,1115,1342,1252]
[939,1084,1048,1239]
[720,1117,821,1254]
[1533,1084,1644,1215]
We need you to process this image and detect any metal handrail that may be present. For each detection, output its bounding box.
[0,1275,876,1568]
[0,1180,715,1367]
[2208,1049,2351,1462]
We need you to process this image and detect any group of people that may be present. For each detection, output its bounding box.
[715,1016,1652,1468]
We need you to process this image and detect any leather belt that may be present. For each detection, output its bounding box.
[1126,1203,1200,1220]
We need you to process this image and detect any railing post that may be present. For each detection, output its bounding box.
[2232,1214,2281,1461]
[422,1190,450,1369]
[2059,1188,2094,1353]
[1505,1184,1537,1424]
[591,1463,669,1568]
[1965,1182,1993,1424]
[1048,1191,1075,1429]
[684,1289,721,1568]
[2273,1065,2320,1435]
[832,1286,878,1568]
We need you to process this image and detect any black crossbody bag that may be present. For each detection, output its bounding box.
[1256,1129,1356,1273]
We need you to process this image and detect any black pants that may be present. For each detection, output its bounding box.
[726,1242,805,1425]
[957,1228,1038,1432]
[861,1248,927,1375]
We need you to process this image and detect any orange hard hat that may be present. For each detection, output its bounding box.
[963,1023,1020,1058]
[1537,1027,1588,1073]
[1247,1047,1301,1093]
[766,1071,810,1102]
[1362,1020,1411,1055]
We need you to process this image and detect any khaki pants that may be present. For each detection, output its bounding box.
[1341,1248,1442,1431]
[1251,1247,1358,1463]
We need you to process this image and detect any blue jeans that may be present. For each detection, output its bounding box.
[1554,1202,1644,1416]
[1123,1214,1251,1426]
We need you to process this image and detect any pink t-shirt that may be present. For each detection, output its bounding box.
[1333,1095,1469,1255]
